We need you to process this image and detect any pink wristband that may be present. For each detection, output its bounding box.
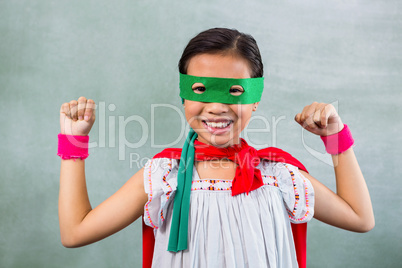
[57,134,89,160]
[320,124,354,155]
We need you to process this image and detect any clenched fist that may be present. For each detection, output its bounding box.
[60,97,96,136]
[295,102,344,136]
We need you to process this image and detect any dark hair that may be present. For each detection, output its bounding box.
[178,28,263,78]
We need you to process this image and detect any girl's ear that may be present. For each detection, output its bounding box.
[182,99,186,109]
[252,102,260,111]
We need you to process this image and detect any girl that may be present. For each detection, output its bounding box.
[58,28,374,267]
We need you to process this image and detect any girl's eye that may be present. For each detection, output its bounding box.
[193,86,206,94]
[229,86,244,96]
[192,83,206,94]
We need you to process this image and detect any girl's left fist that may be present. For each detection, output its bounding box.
[294,102,344,136]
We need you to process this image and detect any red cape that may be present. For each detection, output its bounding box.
[143,147,308,268]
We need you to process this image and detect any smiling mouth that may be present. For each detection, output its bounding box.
[202,120,233,133]
[203,120,232,128]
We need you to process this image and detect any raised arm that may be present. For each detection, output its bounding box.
[295,102,375,232]
[58,97,148,248]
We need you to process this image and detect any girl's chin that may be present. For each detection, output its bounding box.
[197,134,240,148]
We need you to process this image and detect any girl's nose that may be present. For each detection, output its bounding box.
[204,102,229,114]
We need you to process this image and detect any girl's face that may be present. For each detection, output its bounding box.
[184,53,259,147]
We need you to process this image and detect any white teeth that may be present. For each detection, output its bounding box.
[205,121,230,128]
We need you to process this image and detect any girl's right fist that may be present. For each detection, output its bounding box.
[60,97,96,136]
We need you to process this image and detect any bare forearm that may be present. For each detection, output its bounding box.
[59,159,92,245]
[333,148,375,230]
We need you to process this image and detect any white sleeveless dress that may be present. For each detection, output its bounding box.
[143,158,315,268]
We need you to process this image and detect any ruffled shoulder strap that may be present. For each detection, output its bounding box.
[143,158,178,229]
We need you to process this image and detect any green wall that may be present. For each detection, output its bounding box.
[1,0,401,267]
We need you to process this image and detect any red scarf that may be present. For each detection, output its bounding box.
[153,138,308,196]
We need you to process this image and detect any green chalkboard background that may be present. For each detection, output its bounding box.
[1,0,401,267]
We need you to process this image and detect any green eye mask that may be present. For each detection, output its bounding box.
[180,73,264,104]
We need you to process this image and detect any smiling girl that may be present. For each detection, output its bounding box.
[58,28,374,268]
